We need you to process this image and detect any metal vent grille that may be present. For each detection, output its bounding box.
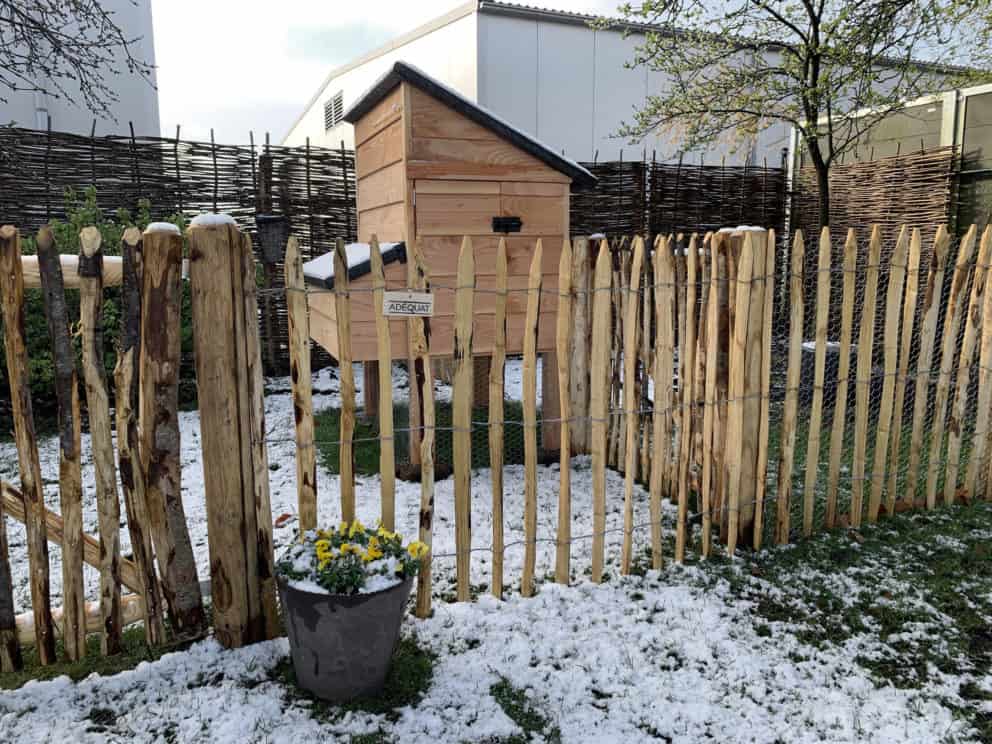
[324,91,344,131]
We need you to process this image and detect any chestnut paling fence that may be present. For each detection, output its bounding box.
[1,215,990,669]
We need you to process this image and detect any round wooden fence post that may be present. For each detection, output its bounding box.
[140,223,206,637]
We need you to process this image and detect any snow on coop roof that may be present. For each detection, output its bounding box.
[343,61,597,188]
[302,242,406,290]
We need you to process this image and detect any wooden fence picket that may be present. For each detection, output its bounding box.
[676,235,697,562]
[622,237,645,572]
[907,227,951,505]
[0,225,55,664]
[0,488,19,671]
[78,226,123,655]
[590,240,612,582]
[285,236,317,533]
[804,228,833,533]
[569,237,591,454]
[369,237,396,531]
[555,239,573,584]
[410,240,436,619]
[490,238,507,599]
[850,227,883,527]
[967,229,992,500]
[35,225,85,659]
[926,225,978,509]
[889,229,923,506]
[944,226,991,503]
[753,229,776,549]
[650,236,675,567]
[453,237,475,602]
[333,239,357,523]
[700,233,723,556]
[824,230,857,529]
[114,227,165,646]
[776,230,805,544]
[521,240,543,597]
[868,227,909,522]
[739,231,768,541]
[726,231,755,555]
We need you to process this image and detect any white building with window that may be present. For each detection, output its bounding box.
[0,0,159,136]
[283,1,790,164]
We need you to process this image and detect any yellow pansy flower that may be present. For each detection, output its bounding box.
[407,541,429,560]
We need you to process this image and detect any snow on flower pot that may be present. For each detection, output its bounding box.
[275,521,428,703]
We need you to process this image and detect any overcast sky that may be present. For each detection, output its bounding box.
[150,0,619,144]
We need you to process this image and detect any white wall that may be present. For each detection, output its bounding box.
[0,0,159,136]
[283,12,478,148]
[478,12,788,165]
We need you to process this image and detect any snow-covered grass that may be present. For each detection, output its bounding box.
[0,364,988,743]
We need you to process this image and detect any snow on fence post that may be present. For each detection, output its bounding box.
[927,225,978,509]
[36,225,86,659]
[490,238,507,599]
[521,240,543,598]
[369,236,396,531]
[115,227,166,646]
[569,237,591,455]
[555,238,573,585]
[0,225,55,664]
[187,215,276,647]
[850,227,883,527]
[775,230,805,545]
[140,222,206,636]
[675,235,697,563]
[824,231,856,530]
[78,226,123,655]
[333,238,357,523]
[590,239,612,582]
[410,240,436,619]
[803,227,831,537]
[944,226,990,506]
[285,236,317,533]
[906,227,951,505]
[622,236,645,572]
[650,236,675,567]
[453,237,474,602]
[869,228,909,523]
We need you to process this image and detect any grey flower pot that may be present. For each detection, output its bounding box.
[277,575,413,703]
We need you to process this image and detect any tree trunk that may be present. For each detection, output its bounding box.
[816,163,831,229]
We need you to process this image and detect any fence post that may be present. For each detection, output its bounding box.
[370,236,396,531]
[78,226,123,655]
[521,240,542,597]
[701,233,723,555]
[285,236,317,533]
[850,226,883,527]
[776,231,805,544]
[650,235,675,567]
[569,237,590,454]
[36,225,86,660]
[675,235,696,562]
[453,237,475,602]
[0,488,19,671]
[410,240,436,619]
[140,223,206,636]
[803,227,831,537]
[752,229,776,550]
[114,227,166,645]
[907,227,951,505]
[555,238,573,584]
[926,225,978,508]
[188,217,277,647]
[490,238,507,599]
[590,240,612,582]
[0,225,55,664]
[622,236,645,571]
[869,227,909,522]
[824,230,857,529]
[943,227,988,505]
[334,239,357,523]
[889,229,923,506]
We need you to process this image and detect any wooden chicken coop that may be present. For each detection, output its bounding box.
[305,61,596,452]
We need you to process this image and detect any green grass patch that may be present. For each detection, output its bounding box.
[0,623,189,691]
[490,676,561,744]
[315,400,540,475]
[274,635,435,734]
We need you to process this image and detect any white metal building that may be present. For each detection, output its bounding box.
[0,0,160,136]
[282,1,790,165]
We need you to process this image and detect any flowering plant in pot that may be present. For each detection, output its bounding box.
[275,520,428,702]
